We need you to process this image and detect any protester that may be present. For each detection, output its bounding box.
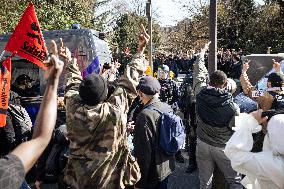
[178,73,198,173]
[133,76,175,189]
[228,53,242,80]
[34,105,68,189]
[225,109,284,189]
[156,64,184,163]
[165,54,179,77]
[11,74,40,97]
[241,59,284,111]
[63,25,149,189]
[0,111,15,157]
[192,42,242,188]
[8,91,33,146]
[0,40,63,189]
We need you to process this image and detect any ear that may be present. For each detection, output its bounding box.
[223,80,228,88]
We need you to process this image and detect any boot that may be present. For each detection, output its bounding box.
[175,150,185,163]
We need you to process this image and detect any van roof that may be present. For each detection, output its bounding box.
[0,29,110,62]
[43,29,101,39]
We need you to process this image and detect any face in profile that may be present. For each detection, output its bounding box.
[159,70,168,79]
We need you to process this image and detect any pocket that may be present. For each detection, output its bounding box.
[122,151,141,187]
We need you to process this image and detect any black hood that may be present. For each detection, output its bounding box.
[196,87,237,127]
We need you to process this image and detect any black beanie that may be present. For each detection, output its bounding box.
[79,74,108,106]
[267,72,284,87]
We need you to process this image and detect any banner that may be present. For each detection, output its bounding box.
[0,57,12,127]
[5,2,48,69]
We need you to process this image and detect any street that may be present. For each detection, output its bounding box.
[168,151,199,189]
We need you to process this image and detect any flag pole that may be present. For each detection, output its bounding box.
[0,50,5,61]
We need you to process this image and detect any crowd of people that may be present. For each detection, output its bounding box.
[0,24,284,189]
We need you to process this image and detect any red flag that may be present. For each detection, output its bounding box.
[0,57,12,127]
[5,2,48,69]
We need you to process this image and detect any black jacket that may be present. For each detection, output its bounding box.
[228,61,242,80]
[0,113,15,156]
[127,96,144,123]
[158,79,179,105]
[133,98,175,188]
[196,87,239,147]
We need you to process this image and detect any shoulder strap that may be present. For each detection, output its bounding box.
[145,104,163,115]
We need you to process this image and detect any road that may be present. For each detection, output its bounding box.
[168,151,199,189]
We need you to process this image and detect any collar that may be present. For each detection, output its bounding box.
[144,97,160,108]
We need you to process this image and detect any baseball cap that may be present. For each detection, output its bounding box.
[267,72,284,87]
[137,76,161,95]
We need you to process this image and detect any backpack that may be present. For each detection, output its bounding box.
[7,104,32,145]
[148,105,185,155]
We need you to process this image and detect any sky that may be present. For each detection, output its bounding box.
[96,0,266,29]
[152,0,189,27]
[153,0,265,27]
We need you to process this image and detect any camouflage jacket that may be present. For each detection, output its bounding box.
[64,55,146,189]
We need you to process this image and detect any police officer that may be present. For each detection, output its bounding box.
[157,65,185,163]
[157,65,179,106]
[178,73,198,172]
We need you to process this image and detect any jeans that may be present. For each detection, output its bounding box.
[196,139,242,189]
[19,180,31,189]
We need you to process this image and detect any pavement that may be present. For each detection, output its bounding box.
[168,151,199,189]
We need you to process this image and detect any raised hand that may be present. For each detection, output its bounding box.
[242,59,251,73]
[114,59,121,70]
[138,24,150,55]
[272,59,281,72]
[201,41,211,53]
[59,38,72,62]
[43,40,64,80]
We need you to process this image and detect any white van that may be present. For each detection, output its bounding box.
[0,29,112,95]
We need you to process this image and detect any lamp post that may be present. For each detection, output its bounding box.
[146,0,153,75]
[208,0,217,74]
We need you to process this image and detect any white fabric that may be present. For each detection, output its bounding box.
[225,113,284,189]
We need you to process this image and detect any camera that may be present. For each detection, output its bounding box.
[103,63,111,69]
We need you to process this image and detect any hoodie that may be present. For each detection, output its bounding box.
[196,87,239,147]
